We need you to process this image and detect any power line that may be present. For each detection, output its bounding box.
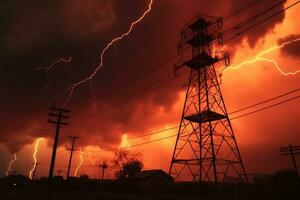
[224,0,286,34]
[226,0,300,41]
[93,0,291,108]
[87,91,300,152]
[229,86,300,115]
[131,95,300,148]
[224,0,265,20]
[82,0,299,122]
[127,86,300,140]
[107,93,300,150]
[230,94,300,120]
[87,134,178,153]
[128,126,178,139]
[113,0,299,109]
[32,1,300,160]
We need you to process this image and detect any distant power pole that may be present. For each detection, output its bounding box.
[32,162,39,181]
[47,103,70,180]
[280,145,300,177]
[99,161,108,181]
[66,136,79,179]
[56,169,64,176]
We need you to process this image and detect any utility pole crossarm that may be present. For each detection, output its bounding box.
[280,144,300,177]
[47,103,70,180]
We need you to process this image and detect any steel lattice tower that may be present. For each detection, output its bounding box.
[169,16,248,184]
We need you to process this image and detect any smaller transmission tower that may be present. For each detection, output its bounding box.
[280,145,300,177]
[48,103,70,180]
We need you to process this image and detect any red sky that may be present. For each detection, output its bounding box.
[0,0,300,179]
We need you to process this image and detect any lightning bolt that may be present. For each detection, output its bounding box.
[222,38,300,76]
[29,138,42,179]
[6,153,17,176]
[74,148,84,177]
[36,57,72,94]
[64,0,154,105]
[87,152,99,165]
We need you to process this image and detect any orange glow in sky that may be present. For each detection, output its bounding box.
[2,0,300,178]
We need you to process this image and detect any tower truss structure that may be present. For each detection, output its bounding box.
[169,16,248,184]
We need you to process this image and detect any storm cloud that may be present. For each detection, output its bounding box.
[0,0,287,152]
[278,34,300,57]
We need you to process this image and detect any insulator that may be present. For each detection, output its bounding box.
[217,32,224,45]
[224,52,230,66]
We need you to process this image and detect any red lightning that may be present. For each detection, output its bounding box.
[36,57,72,94]
[74,148,84,177]
[64,0,154,105]
[5,153,17,176]
[29,138,42,179]
[222,38,300,76]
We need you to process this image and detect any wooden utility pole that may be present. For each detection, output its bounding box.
[280,145,300,177]
[66,136,79,179]
[48,103,70,180]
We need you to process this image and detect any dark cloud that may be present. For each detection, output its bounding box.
[0,0,287,152]
[278,34,300,57]
[227,0,286,47]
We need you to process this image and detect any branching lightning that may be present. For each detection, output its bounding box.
[64,0,154,105]
[5,153,17,176]
[36,57,72,93]
[74,148,84,177]
[222,38,300,76]
[29,138,42,179]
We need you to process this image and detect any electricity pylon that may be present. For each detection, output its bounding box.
[169,16,248,184]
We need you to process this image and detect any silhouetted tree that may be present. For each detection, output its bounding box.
[123,159,143,177]
[112,149,143,179]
